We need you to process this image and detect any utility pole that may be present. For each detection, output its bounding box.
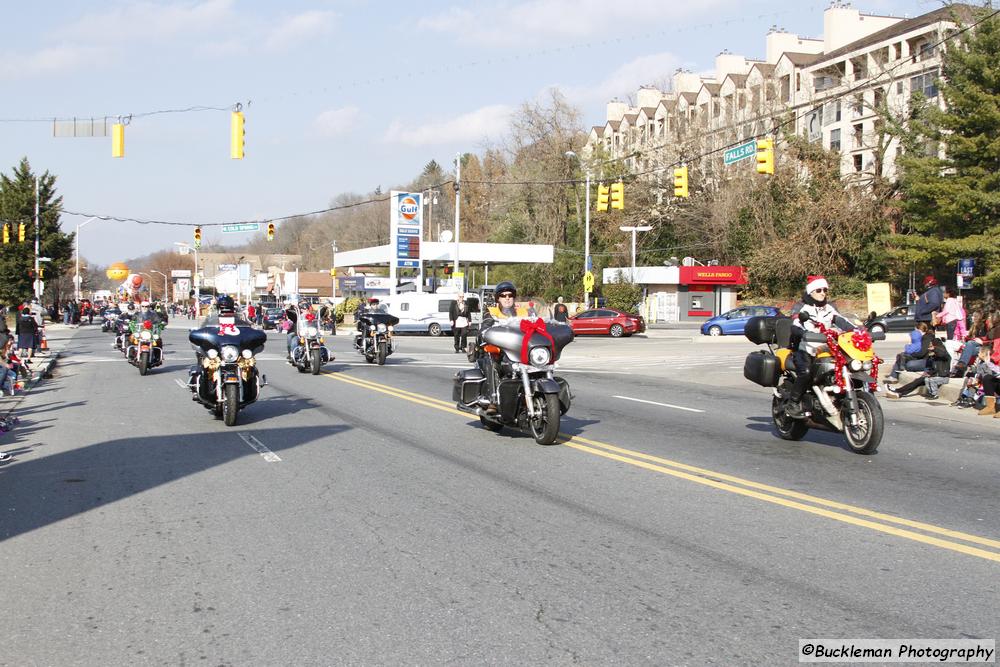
[453,153,461,279]
[584,171,591,308]
[34,177,40,300]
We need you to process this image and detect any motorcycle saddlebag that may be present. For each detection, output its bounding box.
[453,367,485,404]
[744,316,778,345]
[743,350,780,387]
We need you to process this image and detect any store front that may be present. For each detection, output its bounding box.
[677,266,748,322]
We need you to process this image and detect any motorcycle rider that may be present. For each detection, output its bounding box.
[786,275,855,419]
[478,281,530,415]
[138,301,162,325]
[284,300,300,359]
[354,298,383,349]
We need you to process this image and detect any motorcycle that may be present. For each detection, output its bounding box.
[453,317,574,445]
[354,312,398,365]
[743,315,886,454]
[113,316,133,351]
[187,315,267,426]
[291,317,332,375]
[125,319,164,376]
[101,309,120,333]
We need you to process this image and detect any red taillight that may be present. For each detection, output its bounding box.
[143,320,152,329]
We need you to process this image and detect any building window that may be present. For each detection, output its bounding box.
[853,154,863,172]
[823,100,841,125]
[873,87,885,109]
[893,43,902,60]
[918,42,936,61]
[852,93,864,116]
[910,71,939,98]
[830,128,841,152]
[781,76,790,102]
[853,123,864,149]
[814,74,837,91]
[897,81,904,95]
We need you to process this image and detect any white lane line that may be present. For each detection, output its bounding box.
[174,378,188,390]
[238,433,282,462]
[613,395,705,413]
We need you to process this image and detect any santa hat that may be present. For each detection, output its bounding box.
[806,275,829,293]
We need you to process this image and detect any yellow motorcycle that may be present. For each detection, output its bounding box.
[744,315,885,454]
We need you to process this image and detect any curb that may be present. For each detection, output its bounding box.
[1,350,60,420]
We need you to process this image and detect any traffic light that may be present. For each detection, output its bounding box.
[266,222,275,241]
[673,166,689,198]
[443,265,452,276]
[112,122,125,158]
[596,184,610,212]
[194,226,202,249]
[18,223,25,242]
[610,182,624,210]
[756,138,774,175]
[2,225,8,244]
[39,267,44,279]
[230,111,245,159]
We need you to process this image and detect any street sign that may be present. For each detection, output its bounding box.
[586,255,593,271]
[221,223,260,233]
[171,269,192,278]
[723,140,757,166]
[958,258,975,290]
[218,264,237,272]
[583,271,595,292]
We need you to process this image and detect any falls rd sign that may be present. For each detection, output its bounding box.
[723,140,757,166]
[221,223,260,234]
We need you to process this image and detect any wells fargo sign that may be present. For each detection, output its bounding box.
[679,266,748,285]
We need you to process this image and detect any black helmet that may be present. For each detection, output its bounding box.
[495,281,516,298]
[216,295,235,313]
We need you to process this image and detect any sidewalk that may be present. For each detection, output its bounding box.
[3,322,71,416]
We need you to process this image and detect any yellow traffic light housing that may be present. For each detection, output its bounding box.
[756,138,774,175]
[267,222,275,241]
[18,223,26,242]
[2,225,8,244]
[194,226,202,249]
[112,123,125,158]
[610,182,624,210]
[673,166,689,198]
[230,111,245,159]
[596,185,610,212]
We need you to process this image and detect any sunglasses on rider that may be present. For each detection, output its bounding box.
[498,293,515,299]
[811,288,828,293]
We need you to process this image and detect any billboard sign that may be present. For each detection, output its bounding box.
[389,191,423,294]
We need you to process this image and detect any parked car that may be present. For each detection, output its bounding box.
[864,303,915,334]
[701,306,783,336]
[261,308,284,330]
[568,308,645,337]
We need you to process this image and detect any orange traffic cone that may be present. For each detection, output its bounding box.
[39,334,48,351]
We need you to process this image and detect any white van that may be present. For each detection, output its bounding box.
[381,292,481,336]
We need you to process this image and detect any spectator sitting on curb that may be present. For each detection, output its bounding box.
[970,345,1000,417]
[952,309,989,377]
[885,333,951,400]
[885,321,932,383]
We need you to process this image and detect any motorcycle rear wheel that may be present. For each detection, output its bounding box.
[842,391,883,455]
[530,393,561,445]
[222,383,239,427]
[771,395,809,441]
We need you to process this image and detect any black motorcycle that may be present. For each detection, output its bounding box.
[454,319,573,445]
[354,312,399,365]
[101,308,120,333]
[113,316,133,351]
[187,316,267,426]
[291,319,331,375]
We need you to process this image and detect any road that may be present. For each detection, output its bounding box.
[1,323,997,665]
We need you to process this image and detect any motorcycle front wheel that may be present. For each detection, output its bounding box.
[138,351,149,376]
[311,348,322,375]
[842,391,883,455]
[530,393,561,445]
[771,395,808,441]
[377,341,387,365]
[222,383,239,427]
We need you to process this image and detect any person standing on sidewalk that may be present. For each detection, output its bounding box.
[914,275,943,328]
[16,304,38,360]
[552,297,569,323]
[449,294,470,354]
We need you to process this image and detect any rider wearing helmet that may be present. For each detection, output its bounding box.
[478,281,530,414]
[216,294,236,315]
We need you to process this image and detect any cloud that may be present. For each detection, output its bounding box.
[313,106,361,138]
[418,0,733,46]
[565,52,683,104]
[55,0,236,43]
[383,105,513,147]
[0,44,109,80]
[264,10,337,51]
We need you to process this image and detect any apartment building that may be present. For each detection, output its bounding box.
[586,2,971,183]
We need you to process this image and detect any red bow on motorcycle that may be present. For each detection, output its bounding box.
[851,329,872,352]
[143,320,153,330]
[305,312,316,322]
[519,318,555,364]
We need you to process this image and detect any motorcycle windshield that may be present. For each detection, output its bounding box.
[189,325,267,355]
[361,312,400,327]
[483,322,574,362]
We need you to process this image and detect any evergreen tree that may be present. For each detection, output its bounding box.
[893,8,1000,287]
[0,158,74,305]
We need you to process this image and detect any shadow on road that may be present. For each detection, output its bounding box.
[744,415,863,452]
[0,424,349,542]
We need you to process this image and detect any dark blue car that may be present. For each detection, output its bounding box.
[700,306,783,336]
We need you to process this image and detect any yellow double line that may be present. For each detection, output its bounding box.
[324,371,1000,563]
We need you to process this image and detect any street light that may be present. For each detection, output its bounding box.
[149,270,168,303]
[75,216,99,301]
[565,151,592,308]
[619,224,653,280]
[174,241,199,308]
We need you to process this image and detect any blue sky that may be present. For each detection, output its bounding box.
[0,0,936,265]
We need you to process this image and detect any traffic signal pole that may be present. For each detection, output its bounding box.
[584,171,591,310]
[34,177,40,300]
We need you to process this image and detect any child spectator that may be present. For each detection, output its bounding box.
[885,321,932,383]
[885,334,951,400]
[938,286,966,340]
[970,346,1000,417]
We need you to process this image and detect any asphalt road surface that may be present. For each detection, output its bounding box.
[1,323,997,665]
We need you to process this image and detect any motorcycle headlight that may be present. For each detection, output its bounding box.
[369,325,376,332]
[139,330,152,341]
[306,326,319,337]
[206,349,219,359]
[221,345,239,362]
[849,359,863,372]
[377,323,387,332]
[387,325,394,332]
[241,349,253,359]
[529,346,551,367]
[862,361,872,371]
